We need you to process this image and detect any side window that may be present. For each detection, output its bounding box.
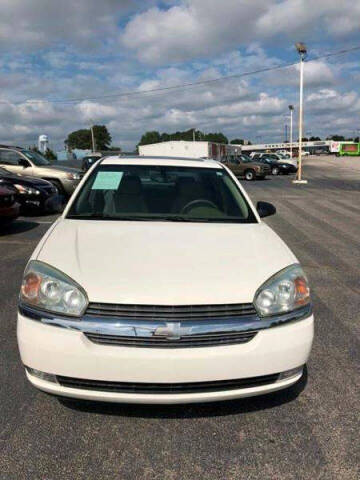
[0,150,24,165]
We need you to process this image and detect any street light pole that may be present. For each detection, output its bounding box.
[289,105,294,159]
[293,42,308,184]
[90,124,96,152]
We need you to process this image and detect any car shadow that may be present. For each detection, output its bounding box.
[59,367,308,419]
[0,219,39,236]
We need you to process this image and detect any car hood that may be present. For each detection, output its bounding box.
[0,173,51,187]
[38,165,81,174]
[37,219,297,305]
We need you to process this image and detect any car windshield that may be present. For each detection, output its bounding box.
[240,155,252,163]
[22,150,50,166]
[67,164,257,223]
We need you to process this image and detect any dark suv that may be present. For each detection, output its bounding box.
[254,157,297,175]
[222,155,270,180]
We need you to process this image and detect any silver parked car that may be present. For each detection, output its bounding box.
[0,146,82,196]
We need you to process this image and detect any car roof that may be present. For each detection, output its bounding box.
[0,144,24,150]
[101,155,221,169]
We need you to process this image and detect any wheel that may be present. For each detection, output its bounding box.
[244,169,255,181]
[271,166,279,175]
[47,179,65,196]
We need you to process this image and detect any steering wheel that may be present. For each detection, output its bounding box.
[180,199,218,214]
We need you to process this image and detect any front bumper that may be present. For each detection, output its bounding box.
[61,178,81,196]
[18,193,60,212]
[0,202,20,220]
[17,310,314,404]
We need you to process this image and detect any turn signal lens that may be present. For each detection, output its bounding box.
[21,273,41,301]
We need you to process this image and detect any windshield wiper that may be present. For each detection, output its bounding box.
[66,214,158,221]
[66,214,249,223]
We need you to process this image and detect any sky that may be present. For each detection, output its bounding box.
[0,0,360,151]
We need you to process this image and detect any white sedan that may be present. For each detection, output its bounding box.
[17,156,313,404]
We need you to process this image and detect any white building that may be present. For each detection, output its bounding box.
[138,141,239,161]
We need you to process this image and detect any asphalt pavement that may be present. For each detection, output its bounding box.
[0,155,359,479]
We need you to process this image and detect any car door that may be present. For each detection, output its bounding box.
[222,158,240,176]
[0,150,32,175]
[230,158,242,176]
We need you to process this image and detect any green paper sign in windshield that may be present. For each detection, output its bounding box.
[92,172,123,190]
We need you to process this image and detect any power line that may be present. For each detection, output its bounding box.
[1,45,360,106]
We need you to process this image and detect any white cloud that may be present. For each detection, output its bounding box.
[122,0,360,65]
[306,89,360,113]
[0,0,136,52]
[122,1,268,65]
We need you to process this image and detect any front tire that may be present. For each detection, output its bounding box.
[245,169,255,181]
[47,179,66,197]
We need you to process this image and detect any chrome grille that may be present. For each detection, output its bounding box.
[85,330,257,348]
[86,302,257,320]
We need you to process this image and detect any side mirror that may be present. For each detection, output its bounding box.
[19,158,30,168]
[257,201,276,218]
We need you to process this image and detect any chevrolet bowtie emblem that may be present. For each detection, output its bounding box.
[154,322,186,340]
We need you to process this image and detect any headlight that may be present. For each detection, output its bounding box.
[20,260,88,317]
[254,264,310,317]
[14,184,41,195]
[66,173,81,180]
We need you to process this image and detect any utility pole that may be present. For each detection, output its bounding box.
[288,105,294,158]
[90,124,96,152]
[293,43,308,184]
[193,128,196,142]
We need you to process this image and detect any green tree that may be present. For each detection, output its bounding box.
[92,125,112,150]
[230,138,244,145]
[44,148,57,161]
[309,136,321,141]
[204,132,228,144]
[66,129,91,149]
[326,135,345,141]
[138,131,162,146]
[65,125,112,150]
[138,129,230,146]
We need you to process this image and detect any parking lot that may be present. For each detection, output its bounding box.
[0,155,359,479]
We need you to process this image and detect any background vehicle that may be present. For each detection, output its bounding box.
[276,150,290,156]
[252,152,298,168]
[0,167,60,214]
[0,146,82,196]
[255,157,297,175]
[312,148,329,155]
[222,154,270,180]
[0,184,20,224]
[81,153,102,171]
[338,143,360,156]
